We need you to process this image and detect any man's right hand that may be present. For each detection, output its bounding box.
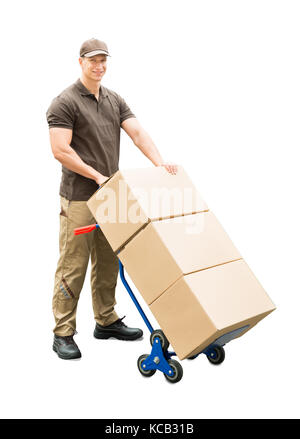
[95,173,109,186]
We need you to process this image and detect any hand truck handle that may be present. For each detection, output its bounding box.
[74,224,100,235]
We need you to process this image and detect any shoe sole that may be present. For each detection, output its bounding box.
[52,344,81,360]
[93,331,143,341]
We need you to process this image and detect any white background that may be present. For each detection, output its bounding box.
[0,0,299,420]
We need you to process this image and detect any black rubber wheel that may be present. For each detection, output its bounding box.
[150,329,170,352]
[137,354,156,377]
[187,354,199,360]
[206,346,225,365]
[164,359,183,383]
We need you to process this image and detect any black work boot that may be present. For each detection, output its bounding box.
[53,334,81,360]
[94,316,143,341]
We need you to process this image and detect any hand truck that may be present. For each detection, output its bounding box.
[74,223,228,384]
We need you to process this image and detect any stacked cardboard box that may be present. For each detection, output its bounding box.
[87,166,275,360]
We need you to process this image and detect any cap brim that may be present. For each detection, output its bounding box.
[83,50,110,57]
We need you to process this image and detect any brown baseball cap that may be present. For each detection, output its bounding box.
[80,38,111,57]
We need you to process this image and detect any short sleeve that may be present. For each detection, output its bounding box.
[118,96,135,124]
[46,96,75,129]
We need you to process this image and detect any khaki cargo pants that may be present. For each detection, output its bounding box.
[53,196,119,336]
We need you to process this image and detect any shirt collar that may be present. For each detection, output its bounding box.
[75,78,108,98]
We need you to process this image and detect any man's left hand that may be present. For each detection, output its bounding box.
[159,162,178,175]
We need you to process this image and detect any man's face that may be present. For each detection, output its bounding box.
[79,54,107,81]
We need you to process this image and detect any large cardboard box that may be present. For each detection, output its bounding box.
[87,166,208,252]
[150,259,275,360]
[118,211,242,304]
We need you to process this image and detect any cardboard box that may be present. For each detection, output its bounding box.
[118,211,242,304]
[150,259,276,360]
[87,166,208,252]
[87,166,276,359]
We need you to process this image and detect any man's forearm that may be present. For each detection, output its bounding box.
[54,144,103,182]
[121,118,177,175]
[133,128,164,166]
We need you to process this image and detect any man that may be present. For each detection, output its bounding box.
[46,38,177,360]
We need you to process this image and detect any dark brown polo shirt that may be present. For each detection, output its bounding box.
[46,79,135,200]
